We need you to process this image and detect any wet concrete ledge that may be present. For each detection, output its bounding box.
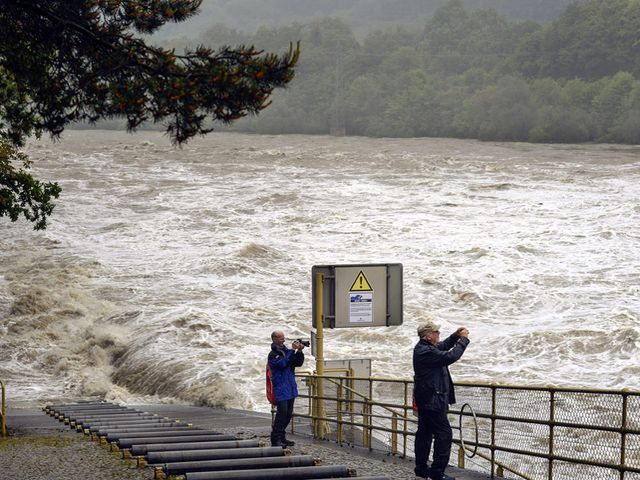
[1,404,491,480]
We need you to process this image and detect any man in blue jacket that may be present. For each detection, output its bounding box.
[413,320,470,480]
[268,330,305,447]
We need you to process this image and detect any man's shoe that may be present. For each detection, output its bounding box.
[415,467,432,479]
[282,438,295,446]
[428,473,455,480]
[271,440,288,448]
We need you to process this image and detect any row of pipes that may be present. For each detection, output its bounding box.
[44,401,391,480]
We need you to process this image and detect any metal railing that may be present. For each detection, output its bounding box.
[292,373,640,480]
[0,378,6,437]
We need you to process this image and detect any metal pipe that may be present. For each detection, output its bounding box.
[46,401,116,407]
[146,446,279,464]
[54,407,133,414]
[71,415,158,425]
[107,430,227,442]
[59,410,135,420]
[330,477,391,480]
[80,418,162,428]
[184,465,351,479]
[128,439,258,457]
[69,410,151,420]
[163,454,315,475]
[89,419,171,427]
[99,425,196,435]
[46,404,118,411]
[118,434,233,449]
[84,419,168,430]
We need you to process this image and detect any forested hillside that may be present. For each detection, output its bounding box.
[155,0,584,39]
[94,0,639,143]
[170,0,635,143]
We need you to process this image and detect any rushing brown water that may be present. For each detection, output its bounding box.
[1,130,638,409]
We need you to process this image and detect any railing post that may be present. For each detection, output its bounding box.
[367,378,374,450]
[549,388,555,480]
[0,378,6,437]
[621,390,628,480]
[363,398,370,449]
[491,384,497,477]
[458,444,465,468]
[337,381,343,445]
[391,412,398,455]
[404,380,410,458]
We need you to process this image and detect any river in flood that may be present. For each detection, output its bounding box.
[1,130,638,410]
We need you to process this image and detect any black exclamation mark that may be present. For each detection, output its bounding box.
[359,276,363,289]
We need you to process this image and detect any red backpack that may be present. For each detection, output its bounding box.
[266,363,276,405]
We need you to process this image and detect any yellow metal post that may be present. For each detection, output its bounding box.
[391,413,398,455]
[337,382,343,444]
[314,272,326,438]
[458,445,465,468]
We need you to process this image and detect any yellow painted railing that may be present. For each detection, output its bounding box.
[293,374,640,480]
[0,378,6,437]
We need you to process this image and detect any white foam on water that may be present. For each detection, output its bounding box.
[1,130,639,409]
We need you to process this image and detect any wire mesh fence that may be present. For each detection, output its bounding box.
[292,374,640,479]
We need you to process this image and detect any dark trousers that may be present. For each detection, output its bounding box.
[271,398,295,444]
[415,407,452,476]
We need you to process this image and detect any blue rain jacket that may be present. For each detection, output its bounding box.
[268,343,305,402]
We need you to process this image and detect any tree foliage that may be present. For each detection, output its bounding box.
[209,0,640,144]
[0,139,61,230]
[0,0,299,229]
[0,0,299,147]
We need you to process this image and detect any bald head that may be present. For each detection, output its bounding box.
[271,330,285,348]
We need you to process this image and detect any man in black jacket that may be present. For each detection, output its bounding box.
[413,320,470,480]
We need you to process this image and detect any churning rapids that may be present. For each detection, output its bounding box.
[1,130,639,410]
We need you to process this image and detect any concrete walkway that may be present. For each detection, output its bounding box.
[1,404,492,480]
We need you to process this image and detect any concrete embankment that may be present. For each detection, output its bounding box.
[0,404,490,480]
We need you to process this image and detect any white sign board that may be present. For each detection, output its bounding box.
[349,292,373,324]
[312,264,403,328]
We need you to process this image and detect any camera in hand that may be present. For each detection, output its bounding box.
[295,339,310,347]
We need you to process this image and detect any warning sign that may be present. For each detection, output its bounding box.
[311,263,403,329]
[349,292,373,323]
[350,271,373,292]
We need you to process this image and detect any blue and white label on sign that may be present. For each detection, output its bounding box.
[349,292,373,323]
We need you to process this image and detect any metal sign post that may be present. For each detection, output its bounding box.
[310,263,402,439]
[313,271,327,438]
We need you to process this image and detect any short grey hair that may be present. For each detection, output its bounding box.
[417,320,441,338]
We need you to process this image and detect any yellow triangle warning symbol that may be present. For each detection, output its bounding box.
[350,271,373,291]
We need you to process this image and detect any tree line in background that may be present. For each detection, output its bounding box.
[168,0,640,143]
[154,0,584,40]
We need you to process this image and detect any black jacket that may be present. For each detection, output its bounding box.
[413,333,470,411]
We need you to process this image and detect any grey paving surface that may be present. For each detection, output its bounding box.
[0,405,491,480]
[0,408,148,480]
